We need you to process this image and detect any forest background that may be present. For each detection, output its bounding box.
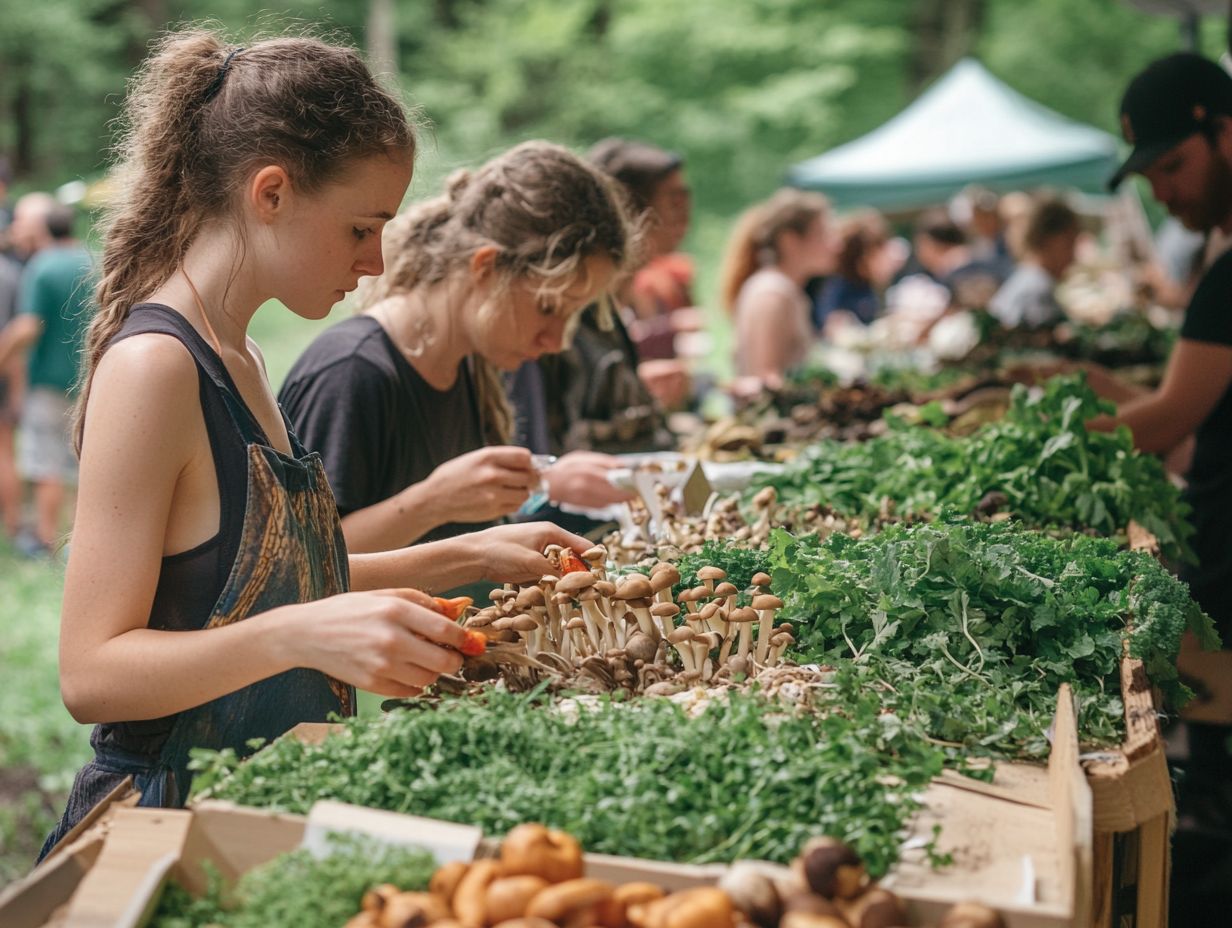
[0,0,1229,886]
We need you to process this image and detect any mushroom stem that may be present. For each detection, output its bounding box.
[755,610,776,665]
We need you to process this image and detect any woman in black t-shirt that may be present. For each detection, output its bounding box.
[281,142,638,553]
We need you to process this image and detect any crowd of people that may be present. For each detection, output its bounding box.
[2,26,1231,917]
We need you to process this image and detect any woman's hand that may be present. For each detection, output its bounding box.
[283,589,468,697]
[423,446,537,524]
[465,522,591,584]
[545,451,635,509]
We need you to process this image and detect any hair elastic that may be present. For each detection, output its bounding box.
[203,47,244,103]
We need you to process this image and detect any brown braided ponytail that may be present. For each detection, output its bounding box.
[74,27,415,451]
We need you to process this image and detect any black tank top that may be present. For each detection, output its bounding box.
[95,304,285,751]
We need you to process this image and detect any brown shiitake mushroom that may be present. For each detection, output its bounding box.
[717,862,781,928]
[793,838,865,900]
[501,824,585,884]
[454,860,506,928]
[836,888,905,928]
[525,878,616,924]
[938,901,1007,928]
[486,876,553,925]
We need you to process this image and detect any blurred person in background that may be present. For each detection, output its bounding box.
[955,185,1013,271]
[0,241,19,540]
[589,137,698,366]
[720,188,834,387]
[0,157,13,245]
[813,210,897,333]
[989,196,1080,329]
[0,198,93,556]
[507,139,686,467]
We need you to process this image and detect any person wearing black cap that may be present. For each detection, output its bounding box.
[1104,52,1232,635]
[1105,51,1232,927]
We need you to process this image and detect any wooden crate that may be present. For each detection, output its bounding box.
[1084,658,1175,928]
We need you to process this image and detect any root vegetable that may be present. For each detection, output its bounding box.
[455,860,505,928]
[717,863,781,928]
[487,876,552,925]
[794,838,865,900]
[501,824,585,884]
[526,879,616,923]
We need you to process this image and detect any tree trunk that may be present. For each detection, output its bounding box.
[368,0,398,78]
[13,74,32,177]
[907,0,986,94]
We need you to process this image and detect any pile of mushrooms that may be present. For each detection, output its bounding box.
[719,836,1007,928]
[345,827,1007,928]
[346,823,740,928]
[602,487,856,568]
[462,546,795,696]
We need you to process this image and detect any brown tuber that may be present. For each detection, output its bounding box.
[378,891,452,928]
[454,860,506,928]
[502,823,585,884]
[486,876,552,925]
[431,861,472,906]
[778,913,850,928]
[938,901,1006,928]
[628,887,736,928]
[525,878,616,924]
[794,838,865,900]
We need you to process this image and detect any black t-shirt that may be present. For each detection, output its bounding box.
[279,315,492,544]
[1178,249,1232,629]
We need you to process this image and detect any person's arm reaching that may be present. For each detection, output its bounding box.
[1090,339,1232,453]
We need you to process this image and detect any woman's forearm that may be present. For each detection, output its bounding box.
[60,609,298,724]
[340,481,445,553]
[349,535,481,594]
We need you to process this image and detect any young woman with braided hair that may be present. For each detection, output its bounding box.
[280,141,638,553]
[40,30,588,857]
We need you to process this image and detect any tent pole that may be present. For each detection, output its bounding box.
[1181,11,1200,51]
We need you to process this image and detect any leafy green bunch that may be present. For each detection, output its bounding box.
[149,833,436,928]
[192,690,947,876]
[749,375,1194,562]
[764,520,1217,757]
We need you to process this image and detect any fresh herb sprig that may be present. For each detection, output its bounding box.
[192,690,946,876]
[749,375,1195,562]
[764,521,1217,757]
[149,832,435,928]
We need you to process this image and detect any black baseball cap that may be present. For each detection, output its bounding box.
[1108,52,1232,190]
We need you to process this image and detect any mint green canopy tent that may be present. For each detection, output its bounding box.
[787,59,1121,211]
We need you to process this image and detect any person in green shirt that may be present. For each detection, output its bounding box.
[0,198,94,554]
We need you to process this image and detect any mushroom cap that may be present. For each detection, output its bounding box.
[516,586,546,608]
[650,601,681,618]
[594,579,616,598]
[625,632,658,664]
[648,570,679,593]
[552,592,573,606]
[697,566,728,581]
[493,616,517,631]
[614,574,653,600]
[697,631,723,650]
[582,545,608,563]
[667,626,696,644]
[713,581,739,598]
[698,601,721,621]
[489,589,512,603]
[650,560,675,575]
[467,611,498,628]
[751,572,772,587]
[753,486,777,508]
[556,571,597,595]
[511,615,540,632]
[565,617,588,631]
[539,574,560,587]
[752,594,784,611]
[728,606,759,624]
[577,588,600,603]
